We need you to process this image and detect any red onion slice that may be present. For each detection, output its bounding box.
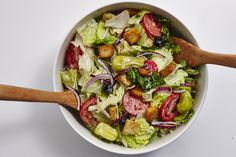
[84,74,113,90]
[136,52,165,58]
[156,86,172,93]
[113,112,128,125]
[113,28,126,46]
[151,121,180,129]
[66,85,81,111]
[97,59,114,85]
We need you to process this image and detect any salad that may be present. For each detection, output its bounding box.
[60,9,199,148]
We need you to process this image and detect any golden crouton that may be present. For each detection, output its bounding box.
[130,87,143,98]
[138,67,151,76]
[160,62,177,78]
[145,107,158,122]
[117,74,132,86]
[98,44,114,58]
[123,27,142,45]
[122,119,138,135]
[108,106,117,120]
[127,8,140,17]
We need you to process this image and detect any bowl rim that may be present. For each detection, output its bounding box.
[53,1,208,155]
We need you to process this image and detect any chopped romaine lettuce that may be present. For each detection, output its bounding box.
[116,40,133,55]
[96,21,107,39]
[127,68,165,91]
[136,24,153,47]
[78,51,95,73]
[60,69,79,90]
[142,88,157,102]
[151,48,173,71]
[77,19,97,46]
[105,10,129,29]
[95,21,117,45]
[174,109,194,124]
[150,92,170,108]
[128,10,150,25]
[185,68,200,75]
[164,69,188,86]
[88,86,124,118]
[78,71,102,95]
[122,118,155,148]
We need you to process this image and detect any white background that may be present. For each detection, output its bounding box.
[0,0,236,156]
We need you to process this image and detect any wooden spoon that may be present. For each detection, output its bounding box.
[172,37,236,68]
[0,84,79,110]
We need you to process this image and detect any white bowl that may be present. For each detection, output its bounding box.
[53,2,208,155]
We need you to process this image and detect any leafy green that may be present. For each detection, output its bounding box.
[174,109,194,124]
[136,24,153,48]
[164,69,188,86]
[150,48,173,71]
[185,68,200,75]
[128,10,150,25]
[94,21,117,45]
[165,41,181,54]
[105,10,129,29]
[160,25,181,54]
[94,36,117,45]
[180,60,187,68]
[116,40,133,55]
[60,69,79,90]
[155,15,171,27]
[150,92,170,108]
[77,19,97,46]
[127,68,165,91]
[122,118,155,148]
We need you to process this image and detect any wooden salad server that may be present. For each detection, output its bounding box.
[0,84,79,110]
[172,37,236,68]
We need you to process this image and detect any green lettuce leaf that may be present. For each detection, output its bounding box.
[77,19,97,46]
[127,68,165,91]
[128,10,150,25]
[94,21,117,45]
[60,69,79,90]
[105,10,129,29]
[122,118,155,148]
[164,69,188,86]
[150,92,170,108]
[136,24,153,48]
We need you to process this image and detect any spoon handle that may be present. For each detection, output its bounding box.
[0,84,77,109]
[200,51,236,68]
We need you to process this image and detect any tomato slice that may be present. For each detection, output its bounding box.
[123,90,149,115]
[66,44,84,69]
[159,93,180,121]
[80,97,97,126]
[144,60,158,72]
[142,13,162,39]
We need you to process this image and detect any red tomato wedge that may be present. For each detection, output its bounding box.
[66,44,84,69]
[142,13,162,39]
[159,93,180,121]
[144,60,158,72]
[123,90,149,115]
[80,97,97,126]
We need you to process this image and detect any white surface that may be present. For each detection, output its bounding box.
[0,0,235,156]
